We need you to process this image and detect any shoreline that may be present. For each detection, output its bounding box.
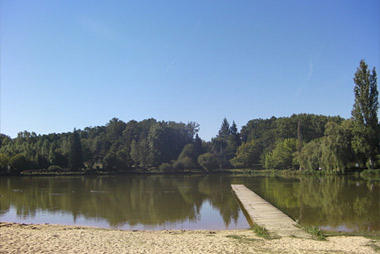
[2,168,378,178]
[1,222,379,253]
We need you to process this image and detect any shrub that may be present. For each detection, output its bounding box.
[10,154,33,174]
[48,165,62,171]
[173,160,185,171]
[159,163,174,172]
[198,153,219,171]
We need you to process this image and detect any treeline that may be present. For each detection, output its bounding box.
[0,60,378,174]
[0,114,341,174]
[0,119,201,174]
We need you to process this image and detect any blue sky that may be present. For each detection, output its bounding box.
[1,0,379,141]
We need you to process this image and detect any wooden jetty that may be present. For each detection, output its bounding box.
[231,184,311,238]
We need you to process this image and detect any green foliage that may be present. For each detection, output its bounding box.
[303,226,326,240]
[351,60,379,168]
[159,163,174,172]
[210,137,228,168]
[241,114,342,152]
[218,118,231,139]
[209,118,242,169]
[130,139,153,168]
[0,153,10,173]
[173,159,185,171]
[230,139,261,168]
[352,123,377,168]
[106,118,127,142]
[0,118,201,174]
[320,120,355,173]
[264,138,298,170]
[252,224,270,239]
[298,139,322,170]
[147,121,198,167]
[198,153,219,171]
[178,144,197,162]
[180,156,196,170]
[9,154,33,174]
[225,235,257,242]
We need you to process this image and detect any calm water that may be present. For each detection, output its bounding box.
[0,174,379,232]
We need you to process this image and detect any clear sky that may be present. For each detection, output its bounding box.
[1,0,379,141]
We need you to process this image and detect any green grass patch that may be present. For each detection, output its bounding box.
[226,235,258,242]
[303,226,326,240]
[252,224,271,239]
[226,235,242,240]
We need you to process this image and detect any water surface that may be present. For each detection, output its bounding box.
[0,174,378,232]
[0,175,249,230]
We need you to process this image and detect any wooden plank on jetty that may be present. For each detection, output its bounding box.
[231,184,311,238]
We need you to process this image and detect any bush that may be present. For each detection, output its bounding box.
[230,140,261,168]
[159,163,174,172]
[173,160,185,171]
[179,156,196,170]
[198,153,219,171]
[48,165,62,171]
[9,154,34,174]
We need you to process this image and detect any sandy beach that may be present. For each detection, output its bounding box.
[0,222,378,254]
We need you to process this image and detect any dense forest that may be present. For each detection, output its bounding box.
[0,60,378,175]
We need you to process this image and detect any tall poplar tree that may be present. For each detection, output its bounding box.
[351,60,379,168]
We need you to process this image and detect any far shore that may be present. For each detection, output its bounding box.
[0,222,379,253]
[2,167,379,178]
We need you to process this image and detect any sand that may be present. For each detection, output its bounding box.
[0,222,378,254]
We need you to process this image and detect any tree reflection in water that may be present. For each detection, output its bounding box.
[0,175,246,230]
[242,176,380,232]
[0,175,378,232]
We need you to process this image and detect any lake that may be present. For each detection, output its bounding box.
[0,174,378,232]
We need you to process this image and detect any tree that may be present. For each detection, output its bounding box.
[130,138,152,168]
[9,154,33,174]
[106,118,127,141]
[103,152,118,171]
[210,118,238,169]
[227,121,241,160]
[35,154,49,169]
[264,139,298,170]
[198,153,219,171]
[351,60,379,169]
[159,162,174,172]
[218,118,230,139]
[210,137,228,168]
[193,134,204,157]
[68,129,83,171]
[298,139,322,171]
[0,153,9,173]
[177,144,197,163]
[320,120,354,173]
[230,139,261,168]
